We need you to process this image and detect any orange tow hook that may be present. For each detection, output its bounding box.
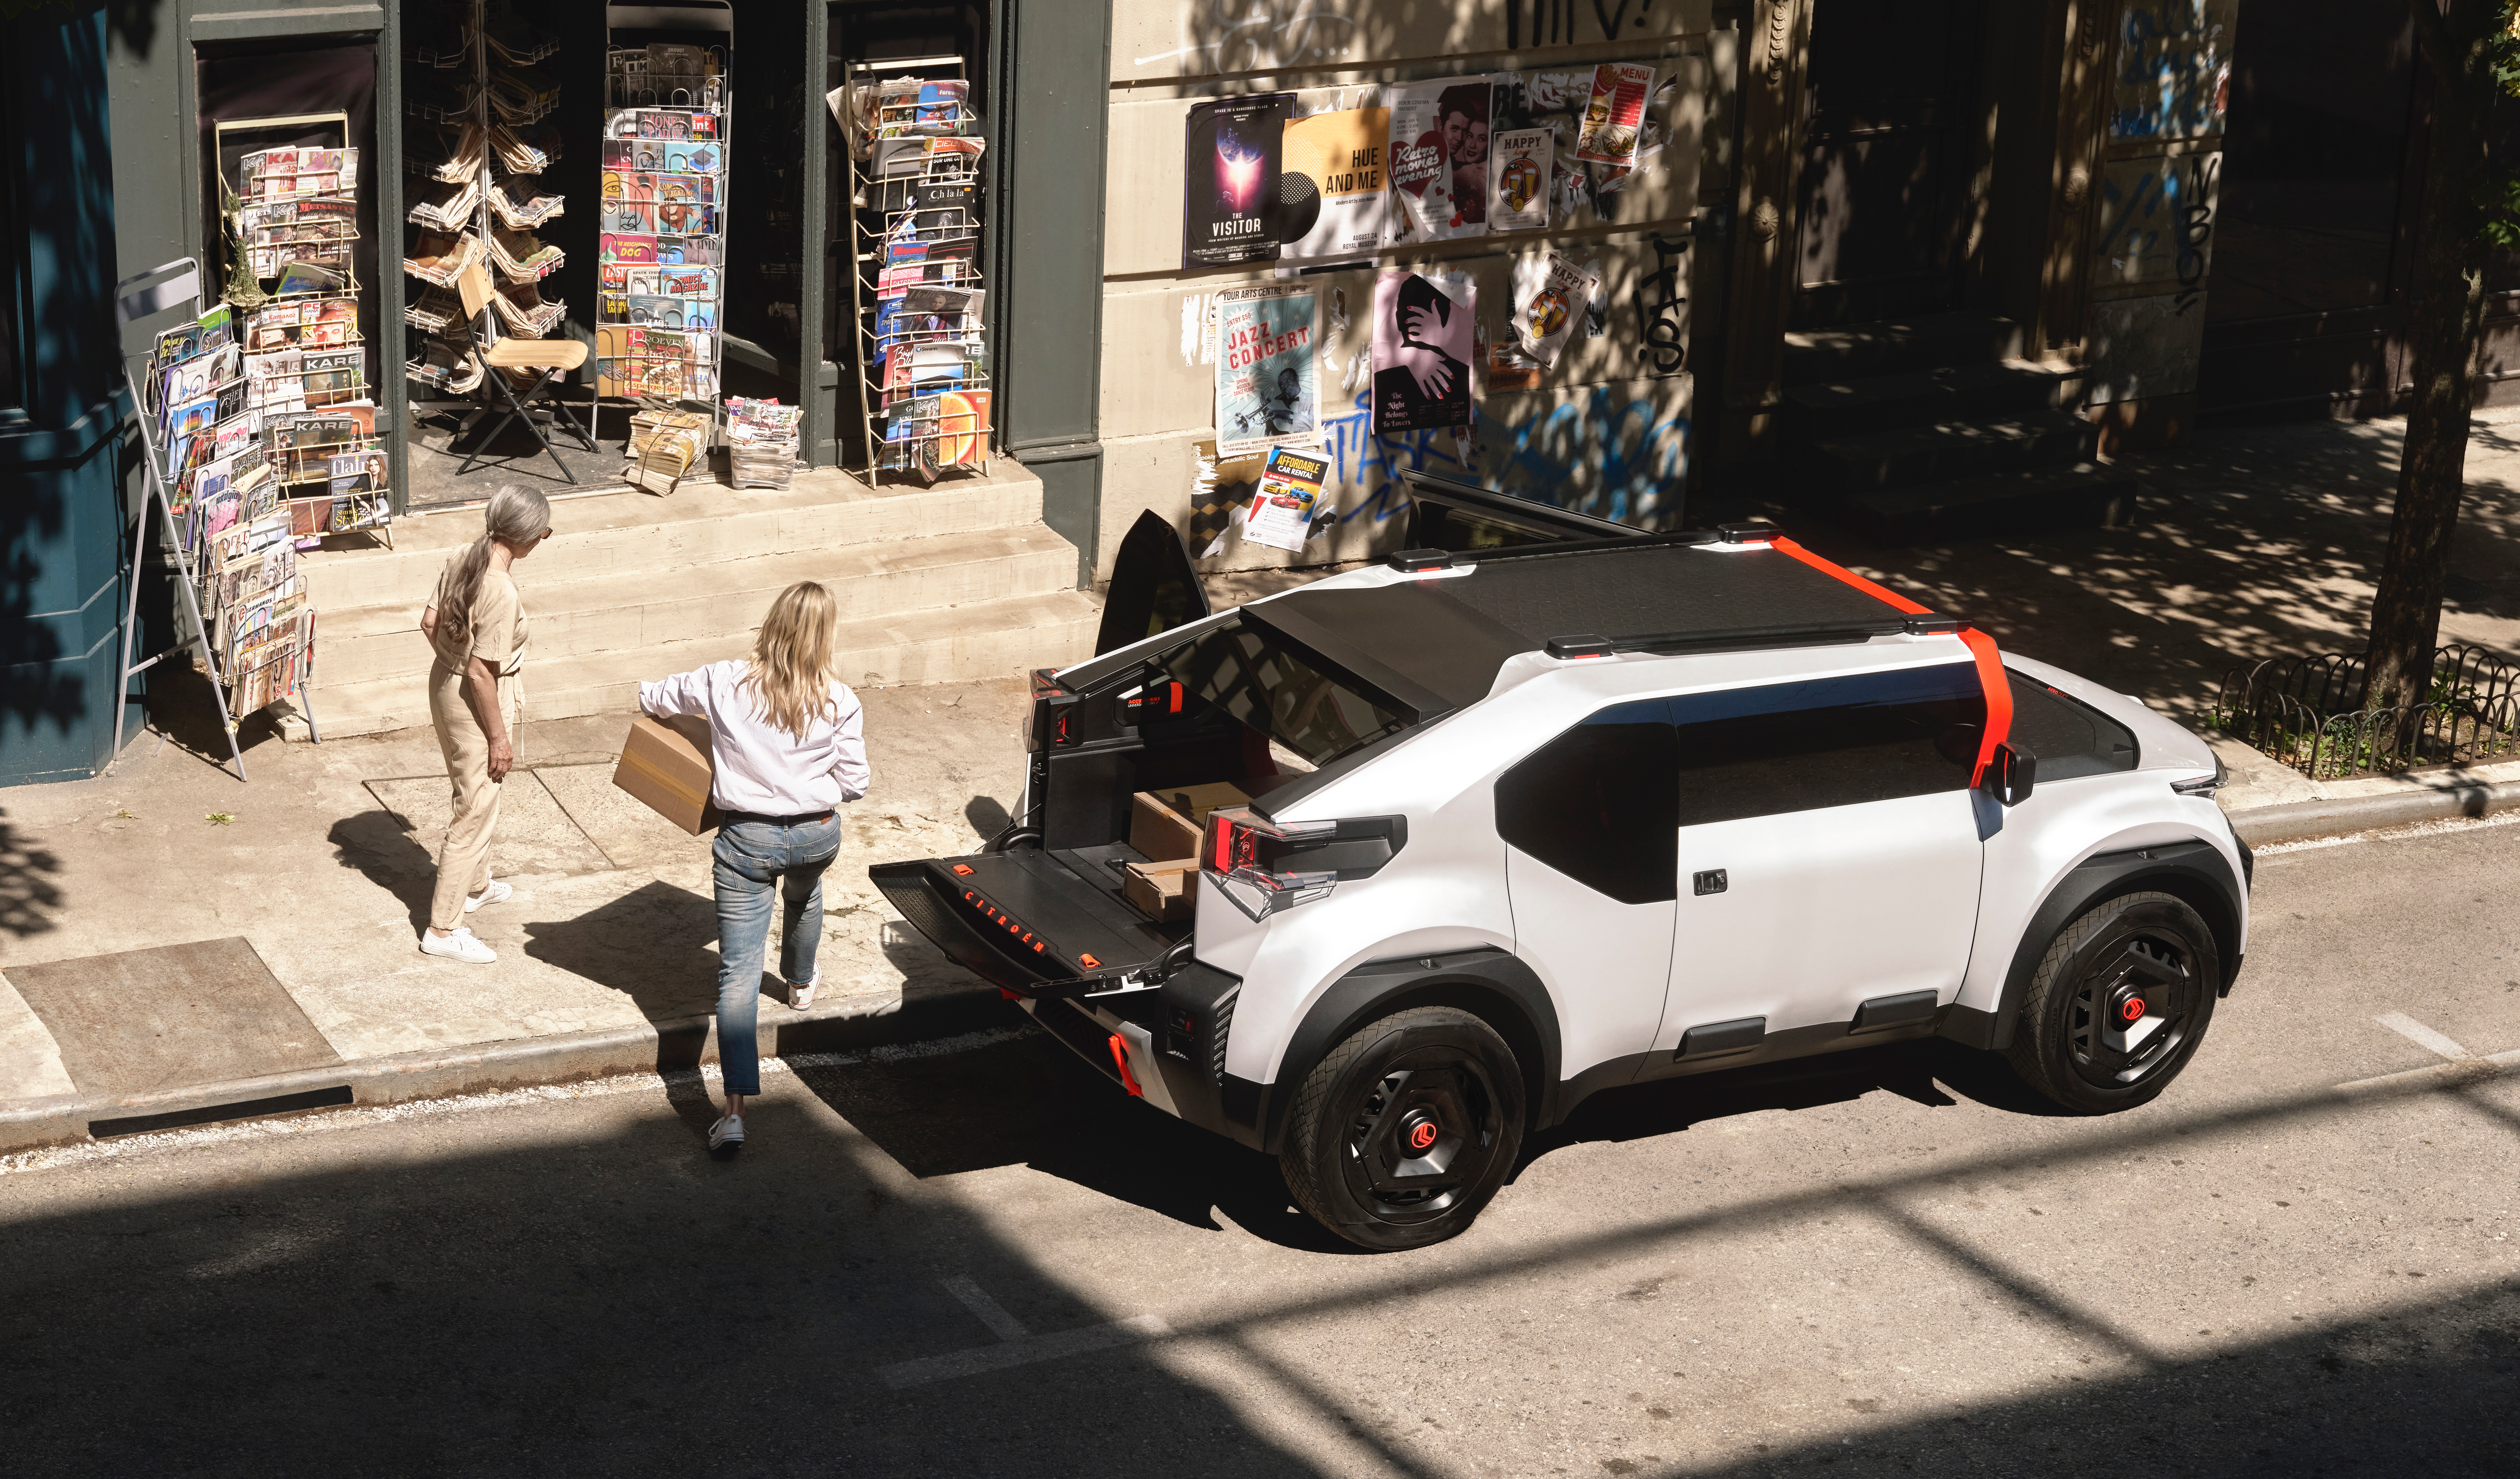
[1107,1033,1145,1097]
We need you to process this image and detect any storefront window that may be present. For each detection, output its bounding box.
[2206,0,2416,323]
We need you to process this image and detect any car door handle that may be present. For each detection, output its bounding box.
[1692,869,1727,896]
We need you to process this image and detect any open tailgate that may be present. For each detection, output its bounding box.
[870,849,1177,996]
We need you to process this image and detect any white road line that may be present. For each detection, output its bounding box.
[2376,1012,2475,1061]
[877,1315,1174,1390]
[940,1276,1033,1342]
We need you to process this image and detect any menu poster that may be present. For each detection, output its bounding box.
[1182,93,1294,269]
[1575,62,1655,167]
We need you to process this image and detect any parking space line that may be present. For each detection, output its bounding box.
[2337,1046,2520,1094]
[940,1275,1033,1342]
[878,1313,1174,1390]
[2376,1012,2475,1061]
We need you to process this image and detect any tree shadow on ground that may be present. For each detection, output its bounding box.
[0,815,64,943]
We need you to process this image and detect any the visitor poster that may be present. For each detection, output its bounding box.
[1182,93,1294,268]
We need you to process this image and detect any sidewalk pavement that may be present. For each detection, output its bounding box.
[5,409,2518,1156]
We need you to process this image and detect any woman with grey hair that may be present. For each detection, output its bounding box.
[416,485,552,963]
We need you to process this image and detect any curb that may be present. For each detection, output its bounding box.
[0,979,1017,1158]
[2226,777,2520,848]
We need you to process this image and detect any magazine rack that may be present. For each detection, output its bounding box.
[401,0,571,450]
[113,259,325,783]
[597,1,734,449]
[840,56,993,487]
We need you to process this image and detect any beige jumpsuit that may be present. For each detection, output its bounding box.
[427,562,528,931]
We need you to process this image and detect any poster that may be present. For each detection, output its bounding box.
[1214,283,1318,457]
[1512,253,1601,366]
[1488,128,1552,231]
[1182,93,1294,268]
[1575,63,1655,166]
[1385,77,1494,242]
[1278,106,1390,259]
[1371,270,1473,434]
[1243,446,1329,552]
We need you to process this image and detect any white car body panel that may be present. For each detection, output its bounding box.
[1657,787,1985,1051]
[1506,845,1675,1080]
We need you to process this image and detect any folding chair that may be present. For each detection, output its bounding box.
[453,260,597,482]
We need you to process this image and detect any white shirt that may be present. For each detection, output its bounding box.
[638,660,870,815]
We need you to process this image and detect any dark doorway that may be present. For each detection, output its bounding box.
[1791,0,1987,330]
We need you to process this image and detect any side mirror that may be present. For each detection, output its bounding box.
[1982,741,2037,807]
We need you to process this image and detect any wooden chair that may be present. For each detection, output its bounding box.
[453,261,598,482]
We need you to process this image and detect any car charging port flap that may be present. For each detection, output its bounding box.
[1201,806,1407,922]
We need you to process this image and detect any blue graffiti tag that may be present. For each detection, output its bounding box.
[1317,388,1690,530]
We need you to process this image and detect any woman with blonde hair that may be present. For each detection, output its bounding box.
[640,581,870,1157]
[417,484,551,963]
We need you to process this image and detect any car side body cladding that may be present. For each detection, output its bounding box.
[1939,836,2249,1052]
[1238,948,1563,1155]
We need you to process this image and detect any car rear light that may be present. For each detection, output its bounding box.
[1201,806,1406,921]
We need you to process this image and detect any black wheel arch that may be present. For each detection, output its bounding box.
[1945,838,2247,1053]
[1226,947,1561,1156]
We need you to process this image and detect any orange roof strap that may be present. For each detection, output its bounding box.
[1768,537,2012,786]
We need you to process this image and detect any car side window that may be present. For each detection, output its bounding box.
[2004,670,2139,780]
[1668,663,1986,827]
[1494,698,1679,904]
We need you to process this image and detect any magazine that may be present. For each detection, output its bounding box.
[1181,93,1294,268]
[1278,105,1390,259]
[1370,270,1473,434]
[1214,283,1318,457]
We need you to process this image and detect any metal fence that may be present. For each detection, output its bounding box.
[2216,645,2520,780]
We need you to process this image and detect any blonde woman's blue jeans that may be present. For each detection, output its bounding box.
[712,815,842,1095]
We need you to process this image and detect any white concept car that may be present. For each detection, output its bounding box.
[873,478,2250,1250]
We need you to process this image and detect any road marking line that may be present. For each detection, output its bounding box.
[877,1315,1173,1390]
[941,1276,1033,1342]
[2376,1013,2474,1061]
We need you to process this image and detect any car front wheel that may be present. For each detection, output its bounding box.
[2006,889,2220,1113]
[1279,1006,1526,1251]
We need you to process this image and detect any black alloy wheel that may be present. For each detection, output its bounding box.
[2007,890,2220,1114]
[1279,1006,1526,1251]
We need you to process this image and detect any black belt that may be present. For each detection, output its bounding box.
[720,809,836,828]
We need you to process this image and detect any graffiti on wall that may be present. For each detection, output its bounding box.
[1306,386,1688,533]
[2110,0,2233,140]
[1131,0,1358,72]
[2096,150,2219,295]
[1511,0,1672,48]
[1637,232,1688,379]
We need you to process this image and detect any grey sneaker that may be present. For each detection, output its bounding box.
[707,1114,744,1159]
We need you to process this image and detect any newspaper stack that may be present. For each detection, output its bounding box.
[724,397,801,490]
[624,408,711,495]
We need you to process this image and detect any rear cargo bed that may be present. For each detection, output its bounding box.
[870,847,1183,994]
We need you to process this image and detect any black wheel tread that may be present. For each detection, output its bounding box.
[1277,1006,1489,1238]
[2005,889,2202,1110]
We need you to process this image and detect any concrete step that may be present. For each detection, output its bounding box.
[310,588,1105,738]
[1838,462,2139,544]
[1781,360,2085,440]
[1780,313,2026,386]
[317,525,1081,689]
[1795,410,2101,493]
[299,461,1049,612]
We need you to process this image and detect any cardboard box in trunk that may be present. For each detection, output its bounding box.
[1128,782,1250,862]
[1124,860,1198,922]
[613,714,723,835]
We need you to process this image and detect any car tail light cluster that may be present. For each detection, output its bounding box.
[1201,806,1406,921]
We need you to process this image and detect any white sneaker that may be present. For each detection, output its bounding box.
[464,877,512,913]
[788,975,817,1010]
[708,1114,744,1158]
[419,926,497,964]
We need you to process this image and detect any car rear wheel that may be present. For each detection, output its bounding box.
[2006,890,2220,1114]
[1279,1006,1526,1251]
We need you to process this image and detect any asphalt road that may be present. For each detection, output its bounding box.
[3,820,2515,1478]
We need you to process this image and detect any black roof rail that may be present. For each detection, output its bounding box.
[1400,470,1662,544]
[1543,617,1911,659]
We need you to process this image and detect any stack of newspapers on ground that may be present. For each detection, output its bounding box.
[725,397,801,490]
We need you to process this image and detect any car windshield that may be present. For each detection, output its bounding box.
[1164,618,1411,766]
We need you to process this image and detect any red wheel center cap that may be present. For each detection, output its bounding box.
[1407,1120,1439,1152]
[2121,996,2147,1022]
